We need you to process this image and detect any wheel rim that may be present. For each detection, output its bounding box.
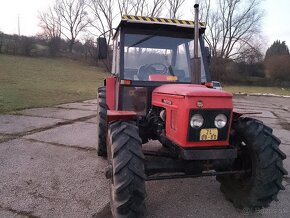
[234,141,255,189]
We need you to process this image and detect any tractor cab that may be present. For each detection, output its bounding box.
[99,15,211,115]
[113,15,210,83]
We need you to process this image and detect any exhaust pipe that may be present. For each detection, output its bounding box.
[194,4,199,59]
[192,3,201,84]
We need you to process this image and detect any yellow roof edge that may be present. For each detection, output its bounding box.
[122,15,206,28]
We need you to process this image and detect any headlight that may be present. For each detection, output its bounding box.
[214,114,227,128]
[190,114,204,128]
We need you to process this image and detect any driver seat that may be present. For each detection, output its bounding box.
[137,65,156,80]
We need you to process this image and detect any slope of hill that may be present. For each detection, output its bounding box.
[0,55,107,113]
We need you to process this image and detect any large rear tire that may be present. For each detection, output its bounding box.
[217,117,287,209]
[96,87,108,157]
[108,121,146,217]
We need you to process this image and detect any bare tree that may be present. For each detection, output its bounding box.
[199,0,211,25]
[128,0,166,16]
[232,37,264,64]
[167,0,186,19]
[148,0,166,17]
[88,0,165,45]
[38,6,62,56]
[83,36,97,63]
[200,0,263,60]
[56,0,90,53]
[39,7,61,40]
[130,0,147,16]
[117,0,132,16]
[88,0,115,46]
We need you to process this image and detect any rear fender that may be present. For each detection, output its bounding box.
[106,76,117,110]
[107,110,137,123]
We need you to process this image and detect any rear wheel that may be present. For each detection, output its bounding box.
[108,121,146,217]
[96,87,108,157]
[217,117,287,209]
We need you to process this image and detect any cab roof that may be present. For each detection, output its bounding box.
[113,15,206,39]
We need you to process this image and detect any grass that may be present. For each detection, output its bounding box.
[0,54,107,113]
[224,85,290,96]
[1,54,289,113]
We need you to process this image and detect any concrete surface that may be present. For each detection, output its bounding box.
[0,96,289,218]
[56,102,97,111]
[84,117,98,124]
[0,115,64,135]
[18,108,96,120]
[0,139,108,218]
[83,100,98,104]
[24,122,97,149]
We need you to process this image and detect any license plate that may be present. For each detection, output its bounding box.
[200,128,218,141]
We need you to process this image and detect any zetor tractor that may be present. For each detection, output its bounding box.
[96,4,287,217]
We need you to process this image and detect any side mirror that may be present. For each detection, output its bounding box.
[205,47,211,64]
[97,37,108,59]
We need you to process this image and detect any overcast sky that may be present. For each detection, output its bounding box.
[0,0,289,49]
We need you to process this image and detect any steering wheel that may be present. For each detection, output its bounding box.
[137,63,168,80]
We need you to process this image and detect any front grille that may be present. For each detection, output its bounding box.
[187,109,231,142]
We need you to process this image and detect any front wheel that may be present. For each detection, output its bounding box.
[107,120,146,217]
[217,117,287,209]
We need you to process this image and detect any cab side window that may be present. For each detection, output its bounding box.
[111,33,120,75]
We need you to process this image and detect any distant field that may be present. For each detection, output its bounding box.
[0,55,107,113]
[224,85,290,96]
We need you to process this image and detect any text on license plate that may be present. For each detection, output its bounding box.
[200,128,218,141]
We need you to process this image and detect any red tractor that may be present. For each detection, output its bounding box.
[96,4,287,217]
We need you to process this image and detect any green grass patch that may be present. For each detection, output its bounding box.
[0,54,107,113]
[224,85,290,96]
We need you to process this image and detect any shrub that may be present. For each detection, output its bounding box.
[265,55,290,81]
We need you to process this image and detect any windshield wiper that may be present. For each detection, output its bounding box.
[129,35,155,47]
[129,28,162,48]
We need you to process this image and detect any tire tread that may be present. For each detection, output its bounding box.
[109,121,146,217]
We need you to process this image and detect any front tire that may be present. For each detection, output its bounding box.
[108,121,146,217]
[217,117,287,209]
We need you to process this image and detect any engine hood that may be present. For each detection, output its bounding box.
[153,84,232,97]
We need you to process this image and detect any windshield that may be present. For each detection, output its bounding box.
[124,33,195,82]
